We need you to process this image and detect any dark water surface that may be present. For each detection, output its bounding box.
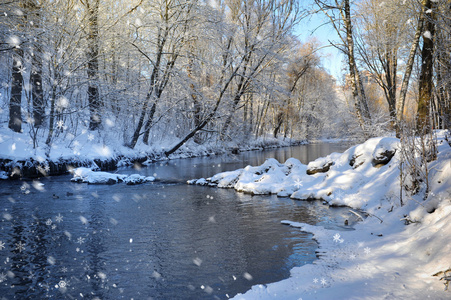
[0,143,354,299]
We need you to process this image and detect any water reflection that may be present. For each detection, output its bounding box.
[0,143,354,299]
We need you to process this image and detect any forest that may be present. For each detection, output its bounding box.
[0,0,450,158]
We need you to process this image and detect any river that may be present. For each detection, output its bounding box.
[0,142,353,299]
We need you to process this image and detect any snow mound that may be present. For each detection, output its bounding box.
[70,167,155,184]
[189,137,401,210]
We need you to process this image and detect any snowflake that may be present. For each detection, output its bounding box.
[61,267,68,273]
[44,165,50,172]
[18,65,26,75]
[56,120,64,129]
[51,225,57,230]
[55,213,63,223]
[0,272,6,283]
[320,278,327,286]
[349,254,356,260]
[313,278,318,284]
[193,257,202,266]
[77,237,85,245]
[294,179,303,189]
[46,219,52,226]
[88,134,94,141]
[0,241,5,250]
[364,247,371,255]
[36,165,45,174]
[15,241,26,252]
[58,280,67,288]
[28,271,35,280]
[333,233,341,243]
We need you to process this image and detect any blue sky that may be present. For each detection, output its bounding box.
[295,11,344,81]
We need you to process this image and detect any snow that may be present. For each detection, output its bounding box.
[188,132,451,299]
[70,167,155,184]
[0,124,302,178]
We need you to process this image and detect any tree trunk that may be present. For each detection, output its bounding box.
[221,91,244,139]
[273,111,283,138]
[343,0,370,133]
[45,85,57,146]
[87,0,101,131]
[399,0,429,126]
[9,49,24,133]
[142,101,157,144]
[385,49,398,132]
[436,33,451,130]
[31,53,44,127]
[416,0,435,133]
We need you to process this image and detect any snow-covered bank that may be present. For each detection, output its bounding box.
[70,167,155,184]
[189,132,451,299]
[0,125,304,179]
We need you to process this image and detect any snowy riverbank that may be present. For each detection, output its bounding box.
[190,132,451,299]
[0,125,304,178]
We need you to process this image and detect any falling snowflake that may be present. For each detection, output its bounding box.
[73,141,80,148]
[333,233,341,243]
[36,165,45,174]
[294,179,303,188]
[243,272,253,280]
[44,165,50,172]
[56,120,64,129]
[46,219,53,226]
[0,241,5,250]
[58,280,67,288]
[364,247,371,255]
[320,278,327,286]
[0,273,6,283]
[76,237,85,245]
[349,254,356,260]
[15,241,26,252]
[88,134,94,141]
[193,257,202,266]
[55,213,63,223]
[313,278,318,283]
[27,271,35,280]
[18,65,26,75]
[61,267,68,273]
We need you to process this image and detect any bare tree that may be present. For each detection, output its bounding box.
[127,0,194,149]
[356,0,410,134]
[315,0,371,136]
[165,0,301,155]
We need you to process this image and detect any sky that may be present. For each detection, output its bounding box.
[295,9,345,82]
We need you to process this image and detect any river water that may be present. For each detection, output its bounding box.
[0,142,353,299]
